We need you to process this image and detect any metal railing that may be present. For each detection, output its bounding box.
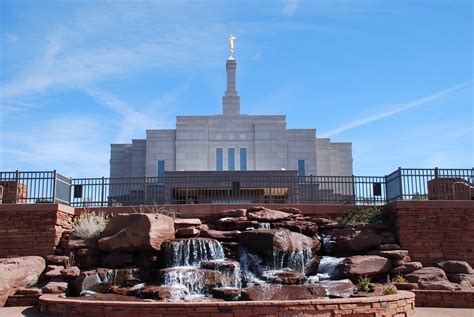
[0,170,70,204]
[0,168,472,206]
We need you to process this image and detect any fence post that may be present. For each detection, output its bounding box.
[68,177,72,206]
[52,170,57,203]
[434,167,440,200]
[14,170,19,204]
[269,173,273,204]
[398,167,403,200]
[351,175,356,204]
[101,177,105,208]
[143,176,147,205]
[185,175,189,204]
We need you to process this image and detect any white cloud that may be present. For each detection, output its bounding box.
[282,0,299,15]
[322,81,472,137]
[0,116,111,177]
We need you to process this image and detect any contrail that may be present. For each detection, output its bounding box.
[322,81,471,138]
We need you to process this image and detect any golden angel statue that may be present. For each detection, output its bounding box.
[229,34,237,57]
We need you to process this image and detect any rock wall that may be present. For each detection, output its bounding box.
[414,290,474,308]
[387,201,474,267]
[0,204,74,258]
[38,291,415,317]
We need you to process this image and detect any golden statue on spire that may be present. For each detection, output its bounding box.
[229,34,237,57]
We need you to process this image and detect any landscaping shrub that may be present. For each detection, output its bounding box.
[357,275,371,292]
[72,211,109,240]
[336,206,393,225]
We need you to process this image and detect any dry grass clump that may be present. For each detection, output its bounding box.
[72,211,109,240]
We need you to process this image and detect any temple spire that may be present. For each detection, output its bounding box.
[223,35,240,116]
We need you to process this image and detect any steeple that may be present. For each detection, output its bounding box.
[222,58,240,116]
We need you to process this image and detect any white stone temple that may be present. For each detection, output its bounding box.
[110,57,353,179]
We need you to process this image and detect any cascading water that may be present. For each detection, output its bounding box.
[315,256,344,280]
[162,238,225,267]
[239,247,313,286]
[160,238,241,298]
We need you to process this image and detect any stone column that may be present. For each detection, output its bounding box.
[222,58,240,116]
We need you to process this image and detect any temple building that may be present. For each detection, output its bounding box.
[110,58,353,180]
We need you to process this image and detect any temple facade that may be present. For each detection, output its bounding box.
[110,57,353,179]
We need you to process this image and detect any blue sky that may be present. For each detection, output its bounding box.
[0,0,472,177]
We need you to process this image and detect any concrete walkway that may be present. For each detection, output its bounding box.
[1,306,473,316]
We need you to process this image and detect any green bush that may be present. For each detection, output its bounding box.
[336,206,394,225]
[381,284,397,295]
[357,275,371,292]
[72,211,109,240]
[391,274,407,284]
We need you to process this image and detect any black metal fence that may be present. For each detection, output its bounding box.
[0,168,472,206]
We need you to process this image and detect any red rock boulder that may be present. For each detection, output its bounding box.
[240,229,320,253]
[323,228,382,256]
[242,284,326,301]
[0,256,45,307]
[247,208,292,222]
[98,213,175,252]
[334,255,391,279]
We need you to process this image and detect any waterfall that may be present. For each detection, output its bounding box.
[162,268,210,295]
[272,249,313,274]
[316,256,344,280]
[257,222,271,229]
[162,238,225,267]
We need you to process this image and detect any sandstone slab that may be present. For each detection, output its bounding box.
[98,213,175,252]
[0,256,45,307]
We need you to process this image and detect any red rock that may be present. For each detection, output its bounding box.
[211,287,241,301]
[406,267,461,290]
[14,287,42,296]
[199,227,241,241]
[0,256,45,307]
[234,220,260,230]
[323,228,382,256]
[141,285,189,300]
[447,273,474,286]
[367,250,409,260]
[60,266,80,278]
[98,213,175,252]
[247,208,292,221]
[175,227,200,237]
[319,279,355,298]
[220,209,247,217]
[335,255,391,279]
[67,239,97,250]
[406,267,447,283]
[277,207,302,215]
[73,270,110,295]
[437,261,473,274]
[113,268,143,287]
[391,262,422,274]
[240,229,320,253]
[242,284,326,301]
[262,269,306,285]
[41,282,68,294]
[45,255,70,265]
[174,218,202,226]
[246,206,266,213]
[160,268,224,290]
[271,220,319,237]
[45,265,64,278]
[312,218,338,227]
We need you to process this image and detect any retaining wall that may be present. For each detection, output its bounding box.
[38,292,415,317]
[0,204,75,258]
[414,290,474,308]
[386,200,474,267]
